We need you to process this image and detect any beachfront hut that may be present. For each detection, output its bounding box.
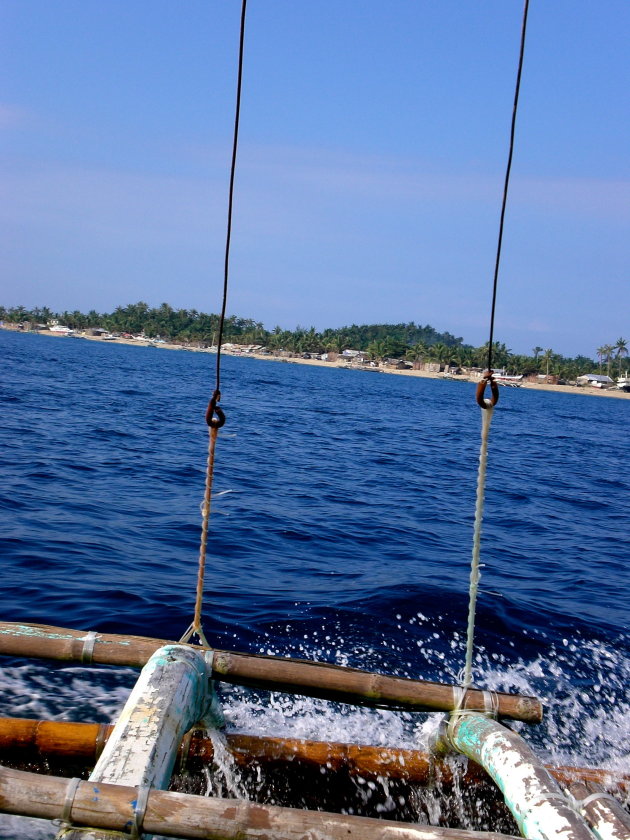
[576,374,614,388]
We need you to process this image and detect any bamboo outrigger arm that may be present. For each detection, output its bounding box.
[0,717,627,797]
[441,714,603,840]
[0,623,543,723]
[568,780,630,840]
[0,764,524,840]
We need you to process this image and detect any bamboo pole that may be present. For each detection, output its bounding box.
[0,622,542,722]
[0,764,524,840]
[0,718,627,796]
[567,781,630,840]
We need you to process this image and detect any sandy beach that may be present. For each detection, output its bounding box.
[249,351,630,400]
[10,327,630,401]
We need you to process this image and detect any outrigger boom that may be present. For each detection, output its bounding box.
[0,622,542,722]
[0,717,627,795]
[1,625,629,840]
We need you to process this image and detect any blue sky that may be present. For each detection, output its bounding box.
[1,1,628,357]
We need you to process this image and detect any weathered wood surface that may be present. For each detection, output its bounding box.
[447,713,594,840]
[0,764,525,840]
[568,781,630,840]
[1,717,628,795]
[0,621,543,722]
[89,645,209,786]
[57,644,211,840]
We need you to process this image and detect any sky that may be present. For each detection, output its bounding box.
[1,1,628,358]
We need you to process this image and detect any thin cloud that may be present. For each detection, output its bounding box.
[237,142,629,222]
[513,175,629,220]
[0,103,31,130]
[0,165,225,246]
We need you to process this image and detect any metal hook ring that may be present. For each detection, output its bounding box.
[207,404,226,429]
[205,390,226,428]
[475,374,499,409]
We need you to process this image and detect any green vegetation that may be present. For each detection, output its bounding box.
[597,339,628,378]
[2,301,624,380]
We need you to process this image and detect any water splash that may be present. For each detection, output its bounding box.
[203,728,248,800]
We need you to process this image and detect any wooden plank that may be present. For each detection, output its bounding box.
[0,621,543,722]
[0,764,526,840]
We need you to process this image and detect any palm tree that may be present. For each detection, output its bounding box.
[266,331,283,351]
[32,306,54,324]
[532,346,543,362]
[303,327,321,353]
[430,342,450,366]
[596,346,606,372]
[381,337,409,359]
[472,341,511,371]
[9,305,29,323]
[601,344,615,378]
[366,339,387,361]
[454,347,474,369]
[542,348,554,382]
[614,337,628,378]
[492,342,512,369]
[405,342,427,364]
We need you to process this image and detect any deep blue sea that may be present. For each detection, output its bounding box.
[1,329,628,836]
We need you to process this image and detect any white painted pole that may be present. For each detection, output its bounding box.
[56,644,211,840]
[568,781,630,840]
[446,713,595,840]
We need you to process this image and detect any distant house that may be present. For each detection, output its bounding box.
[576,374,614,388]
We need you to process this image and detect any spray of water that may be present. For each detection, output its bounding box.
[0,618,627,838]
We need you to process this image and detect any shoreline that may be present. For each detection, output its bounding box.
[6,327,630,400]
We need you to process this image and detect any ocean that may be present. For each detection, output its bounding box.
[1,329,629,837]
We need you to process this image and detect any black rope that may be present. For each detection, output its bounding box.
[209,0,248,425]
[486,0,530,374]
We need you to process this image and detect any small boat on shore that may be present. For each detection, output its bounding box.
[493,374,523,387]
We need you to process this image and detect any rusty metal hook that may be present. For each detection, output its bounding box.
[475,373,499,410]
[206,390,226,428]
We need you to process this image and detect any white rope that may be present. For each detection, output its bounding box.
[52,776,81,829]
[448,684,499,745]
[130,785,151,840]
[463,403,494,688]
[575,791,620,811]
[80,631,97,664]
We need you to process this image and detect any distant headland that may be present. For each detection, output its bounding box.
[1,302,628,399]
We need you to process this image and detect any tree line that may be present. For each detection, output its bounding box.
[2,302,627,380]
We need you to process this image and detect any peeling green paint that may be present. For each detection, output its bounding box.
[449,713,592,840]
[0,623,131,645]
[0,625,75,639]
